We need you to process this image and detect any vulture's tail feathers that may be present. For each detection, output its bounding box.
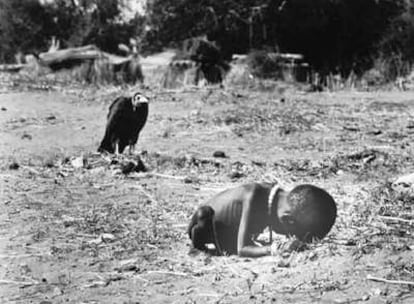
[98,135,114,153]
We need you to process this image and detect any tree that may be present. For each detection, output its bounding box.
[145,0,405,77]
[0,0,145,62]
[43,0,145,54]
[265,0,404,76]
[379,1,414,66]
[145,0,269,56]
[0,0,52,62]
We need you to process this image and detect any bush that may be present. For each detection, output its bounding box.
[145,0,405,78]
[247,50,282,79]
[0,0,145,63]
[0,0,52,62]
[377,4,414,79]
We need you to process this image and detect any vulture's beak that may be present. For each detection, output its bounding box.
[132,94,149,111]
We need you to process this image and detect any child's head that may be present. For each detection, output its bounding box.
[277,184,337,242]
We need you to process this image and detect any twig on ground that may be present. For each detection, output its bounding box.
[379,216,413,225]
[215,292,229,304]
[0,253,50,258]
[334,297,369,304]
[131,172,187,180]
[21,165,41,175]
[225,264,250,279]
[0,174,21,179]
[128,185,159,205]
[151,172,187,180]
[172,223,188,229]
[367,275,414,286]
[83,281,106,288]
[146,243,158,249]
[254,113,278,127]
[133,275,150,283]
[0,279,39,286]
[196,293,222,298]
[146,270,190,277]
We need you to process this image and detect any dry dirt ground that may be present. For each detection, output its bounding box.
[0,85,413,303]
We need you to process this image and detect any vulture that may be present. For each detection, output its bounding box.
[98,92,149,154]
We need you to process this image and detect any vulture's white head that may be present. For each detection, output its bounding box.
[131,92,149,110]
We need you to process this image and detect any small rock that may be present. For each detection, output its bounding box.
[345,239,357,246]
[367,129,382,135]
[21,133,32,140]
[52,286,63,296]
[229,171,244,179]
[46,115,56,121]
[343,125,360,132]
[101,233,116,243]
[115,259,139,273]
[61,215,78,227]
[188,247,203,256]
[392,172,414,192]
[213,151,227,158]
[190,109,201,116]
[336,169,344,175]
[88,238,103,245]
[361,295,370,301]
[287,239,307,252]
[281,251,291,259]
[20,263,32,274]
[308,251,318,261]
[61,156,71,164]
[372,288,383,296]
[110,158,119,165]
[184,176,195,184]
[9,162,19,170]
[1,107,6,111]
[135,157,147,172]
[277,260,290,268]
[161,130,170,138]
[121,161,136,174]
[71,156,85,168]
[111,168,122,176]
[362,154,376,164]
[44,159,55,168]
[89,167,105,175]
[120,158,147,174]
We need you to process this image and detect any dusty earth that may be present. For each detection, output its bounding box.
[0,84,413,303]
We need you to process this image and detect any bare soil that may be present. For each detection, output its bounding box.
[0,86,413,303]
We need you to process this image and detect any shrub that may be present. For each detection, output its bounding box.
[247,50,282,79]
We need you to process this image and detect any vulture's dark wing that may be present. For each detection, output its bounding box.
[130,103,149,145]
[98,97,132,153]
[107,97,125,118]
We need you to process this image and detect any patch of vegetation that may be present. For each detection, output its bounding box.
[247,50,282,79]
[213,104,318,136]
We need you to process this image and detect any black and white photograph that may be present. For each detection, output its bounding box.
[0,0,413,303]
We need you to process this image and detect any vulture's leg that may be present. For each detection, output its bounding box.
[115,142,120,156]
[130,134,139,155]
[129,144,135,155]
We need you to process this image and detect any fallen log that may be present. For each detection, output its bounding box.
[38,45,132,66]
[0,64,26,72]
[36,44,143,83]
